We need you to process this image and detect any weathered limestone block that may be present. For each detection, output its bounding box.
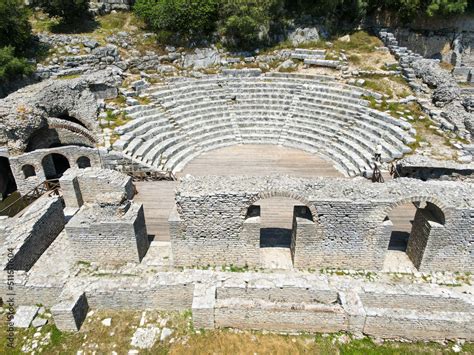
[338,291,366,335]
[192,284,216,330]
[51,291,89,332]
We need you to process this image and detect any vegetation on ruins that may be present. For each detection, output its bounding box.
[134,0,220,42]
[31,0,91,23]
[0,0,34,82]
[133,0,472,46]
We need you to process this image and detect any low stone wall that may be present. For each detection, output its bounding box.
[1,197,64,271]
[171,175,473,272]
[192,273,474,341]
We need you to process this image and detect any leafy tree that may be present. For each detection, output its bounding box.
[219,0,285,49]
[134,0,219,41]
[0,46,33,82]
[33,0,90,22]
[0,0,32,55]
[426,0,468,16]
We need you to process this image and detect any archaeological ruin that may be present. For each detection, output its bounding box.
[0,7,473,348]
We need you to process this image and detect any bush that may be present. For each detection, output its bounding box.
[219,0,285,49]
[134,0,219,41]
[0,46,34,83]
[0,0,32,55]
[33,0,90,22]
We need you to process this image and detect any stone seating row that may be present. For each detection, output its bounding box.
[115,74,414,175]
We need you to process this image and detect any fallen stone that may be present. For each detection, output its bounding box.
[32,317,48,328]
[160,327,173,342]
[14,306,39,328]
[130,327,160,349]
[101,318,112,327]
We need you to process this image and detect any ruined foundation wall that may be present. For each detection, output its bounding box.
[171,176,473,272]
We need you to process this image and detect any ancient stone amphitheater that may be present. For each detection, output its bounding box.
[0,32,473,344]
[115,72,414,176]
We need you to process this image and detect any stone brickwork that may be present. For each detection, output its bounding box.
[9,146,102,195]
[171,175,474,272]
[51,290,89,331]
[60,167,134,208]
[65,202,149,265]
[191,272,474,341]
[1,197,64,271]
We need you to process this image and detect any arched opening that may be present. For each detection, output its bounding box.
[77,156,91,169]
[247,196,314,269]
[56,113,88,129]
[0,157,17,201]
[384,200,446,272]
[22,164,36,178]
[42,153,70,180]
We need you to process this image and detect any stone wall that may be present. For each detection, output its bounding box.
[65,202,148,265]
[1,197,64,271]
[8,146,102,195]
[192,271,474,341]
[60,167,134,208]
[395,155,473,181]
[170,175,474,272]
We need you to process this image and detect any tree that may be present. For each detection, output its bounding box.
[219,0,285,49]
[426,0,468,16]
[134,0,219,41]
[0,46,33,83]
[0,0,32,55]
[33,0,90,22]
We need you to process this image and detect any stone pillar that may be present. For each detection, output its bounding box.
[51,291,89,332]
[240,216,260,268]
[192,284,216,330]
[59,175,83,209]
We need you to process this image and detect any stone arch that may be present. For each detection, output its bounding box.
[243,189,318,222]
[42,153,71,180]
[377,195,451,224]
[77,156,91,169]
[380,195,448,271]
[21,164,36,178]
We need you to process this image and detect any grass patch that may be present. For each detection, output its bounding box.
[100,110,132,130]
[56,74,81,80]
[332,31,383,53]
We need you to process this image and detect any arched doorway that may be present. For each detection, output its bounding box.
[42,153,70,180]
[0,157,17,200]
[248,196,314,269]
[384,200,446,272]
[77,156,91,169]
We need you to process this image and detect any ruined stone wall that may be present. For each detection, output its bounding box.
[1,197,65,271]
[8,146,102,194]
[60,167,134,208]
[192,272,474,341]
[171,176,473,272]
[65,202,148,264]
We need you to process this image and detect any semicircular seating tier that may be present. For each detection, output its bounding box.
[113,72,416,176]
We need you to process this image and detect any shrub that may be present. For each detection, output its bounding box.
[134,0,219,41]
[32,0,90,22]
[0,0,32,55]
[0,46,34,83]
[219,0,285,49]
